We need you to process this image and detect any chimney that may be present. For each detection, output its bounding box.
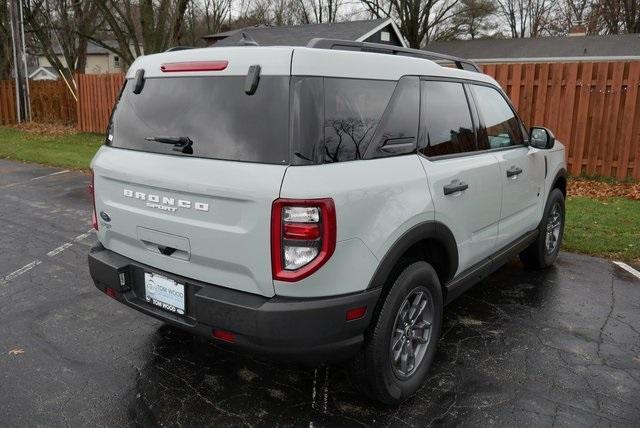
[568,24,586,37]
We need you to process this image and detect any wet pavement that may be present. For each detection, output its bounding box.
[1,158,639,427]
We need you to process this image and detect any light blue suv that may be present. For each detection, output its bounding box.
[88,39,567,404]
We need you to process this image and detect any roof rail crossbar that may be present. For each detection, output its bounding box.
[306,38,481,72]
[165,46,195,52]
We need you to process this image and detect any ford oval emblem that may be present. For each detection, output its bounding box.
[100,211,111,222]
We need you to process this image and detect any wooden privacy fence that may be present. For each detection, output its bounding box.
[1,62,639,180]
[76,73,124,134]
[0,79,76,125]
[483,62,640,180]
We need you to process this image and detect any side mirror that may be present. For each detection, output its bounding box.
[529,126,555,149]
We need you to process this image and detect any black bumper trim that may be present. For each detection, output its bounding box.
[88,244,380,363]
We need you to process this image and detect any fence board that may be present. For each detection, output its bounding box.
[619,62,640,180]
[510,64,522,110]
[603,62,625,177]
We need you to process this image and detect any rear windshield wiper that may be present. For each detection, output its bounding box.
[145,136,193,154]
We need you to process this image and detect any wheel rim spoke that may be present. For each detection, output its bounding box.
[408,292,423,320]
[400,348,409,372]
[414,319,431,329]
[392,331,404,350]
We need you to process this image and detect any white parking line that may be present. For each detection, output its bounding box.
[0,170,70,189]
[0,260,42,286]
[73,230,94,242]
[613,261,640,280]
[46,229,94,257]
[0,230,94,286]
[30,170,70,181]
[46,243,73,257]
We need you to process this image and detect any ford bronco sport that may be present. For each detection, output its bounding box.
[88,39,567,404]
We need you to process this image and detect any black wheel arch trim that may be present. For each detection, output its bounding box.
[367,221,458,290]
[551,167,567,196]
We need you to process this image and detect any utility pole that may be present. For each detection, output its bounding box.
[9,0,30,122]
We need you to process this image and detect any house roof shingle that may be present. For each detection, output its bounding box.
[426,34,640,62]
[205,19,392,47]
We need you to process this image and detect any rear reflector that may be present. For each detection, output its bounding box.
[283,223,321,240]
[105,287,118,299]
[346,306,367,321]
[161,60,228,72]
[212,329,236,343]
[89,170,98,231]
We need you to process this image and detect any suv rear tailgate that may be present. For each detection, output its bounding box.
[92,147,285,297]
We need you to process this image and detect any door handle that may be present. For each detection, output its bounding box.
[506,166,523,178]
[443,181,469,195]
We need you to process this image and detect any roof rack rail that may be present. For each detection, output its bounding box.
[306,38,481,72]
[165,46,195,52]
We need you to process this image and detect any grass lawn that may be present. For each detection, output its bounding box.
[565,196,640,262]
[0,126,103,170]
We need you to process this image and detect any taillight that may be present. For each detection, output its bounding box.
[89,170,98,230]
[271,198,336,282]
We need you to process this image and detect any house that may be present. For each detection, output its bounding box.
[425,33,640,64]
[203,18,406,48]
[28,66,60,81]
[33,40,129,79]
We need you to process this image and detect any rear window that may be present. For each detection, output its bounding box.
[108,76,290,164]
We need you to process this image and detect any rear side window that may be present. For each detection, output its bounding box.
[471,85,524,149]
[419,81,476,157]
[108,76,290,164]
[323,78,395,162]
[368,76,420,159]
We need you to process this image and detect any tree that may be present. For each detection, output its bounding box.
[495,0,554,37]
[594,0,640,33]
[84,0,191,68]
[359,0,460,48]
[22,0,76,85]
[452,0,497,39]
[0,0,12,79]
[202,0,229,33]
[297,0,341,23]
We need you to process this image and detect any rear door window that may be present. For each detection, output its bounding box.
[419,81,476,157]
[471,84,524,149]
[108,76,290,164]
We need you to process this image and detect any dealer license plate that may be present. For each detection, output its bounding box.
[144,272,185,315]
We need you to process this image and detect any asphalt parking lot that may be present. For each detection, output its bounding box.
[1,158,639,427]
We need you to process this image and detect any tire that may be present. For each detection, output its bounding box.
[350,261,443,404]
[520,188,565,269]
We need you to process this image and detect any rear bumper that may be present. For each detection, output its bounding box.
[88,244,380,363]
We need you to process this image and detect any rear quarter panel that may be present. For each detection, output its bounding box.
[276,155,434,298]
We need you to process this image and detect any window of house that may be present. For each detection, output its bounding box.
[380,31,391,42]
[471,85,524,149]
[114,56,121,68]
[419,81,476,157]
